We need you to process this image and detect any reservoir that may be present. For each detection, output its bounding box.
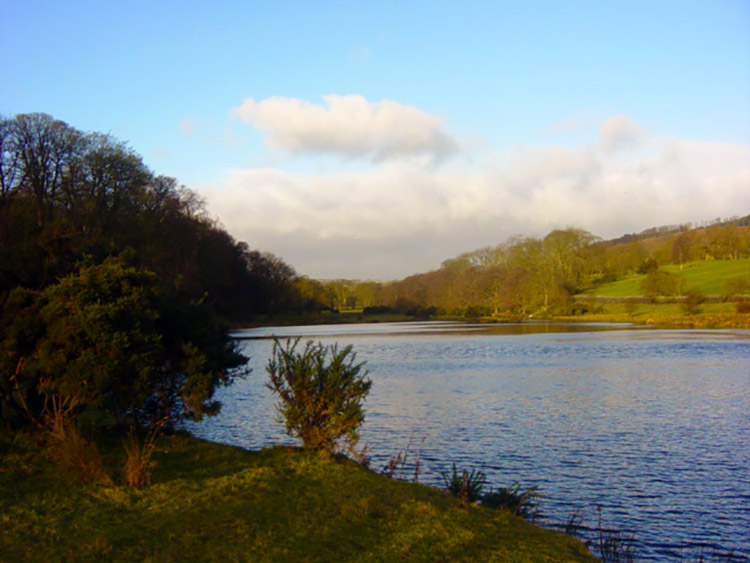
[188,322,750,561]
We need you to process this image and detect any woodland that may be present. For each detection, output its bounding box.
[321,221,750,318]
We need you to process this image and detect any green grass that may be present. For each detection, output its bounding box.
[588,258,750,297]
[1,432,595,562]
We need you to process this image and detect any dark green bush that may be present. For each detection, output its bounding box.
[481,482,540,520]
[0,259,248,430]
[681,289,706,315]
[640,269,682,297]
[362,305,393,315]
[441,463,486,506]
[266,338,371,454]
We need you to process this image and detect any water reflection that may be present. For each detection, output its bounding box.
[188,322,750,561]
[231,320,651,340]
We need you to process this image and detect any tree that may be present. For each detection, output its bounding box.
[681,289,705,315]
[640,269,682,298]
[242,248,297,315]
[0,258,248,429]
[671,230,697,268]
[541,228,599,303]
[266,338,371,453]
[9,113,85,226]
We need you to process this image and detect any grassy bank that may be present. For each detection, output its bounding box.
[558,301,750,328]
[554,310,750,328]
[1,432,595,562]
[587,258,750,297]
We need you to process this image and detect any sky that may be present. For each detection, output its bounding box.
[3,0,749,279]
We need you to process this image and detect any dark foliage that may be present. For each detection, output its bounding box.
[441,463,487,506]
[681,289,706,315]
[0,113,323,431]
[0,259,248,429]
[0,112,319,322]
[481,483,540,520]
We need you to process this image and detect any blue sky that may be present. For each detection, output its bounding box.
[3,1,749,278]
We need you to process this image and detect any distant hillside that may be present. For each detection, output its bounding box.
[587,259,750,297]
[605,215,750,246]
[316,217,750,317]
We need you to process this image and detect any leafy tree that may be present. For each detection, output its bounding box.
[640,269,682,297]
[266,338,371,453]
[681,289,705,315]
[242,248,298,315]
[0,258,248,429]
[351,281,383,309]
[636,257,659,275]
[290,276,329,312]
[671,230,697,268]
[0,113,311,324]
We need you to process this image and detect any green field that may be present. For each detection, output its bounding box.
[1,432,595,562]
[588,258,750,297]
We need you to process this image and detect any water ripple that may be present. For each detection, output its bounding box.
[188,323,750,562]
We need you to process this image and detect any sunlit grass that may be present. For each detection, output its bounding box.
[556,306,750,329]
[0,432,596,562]
[588,259,750,297]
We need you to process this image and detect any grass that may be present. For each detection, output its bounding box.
[588,258,750,297]
[0,431,596,562]
[555,309,750,329]
[570,259,750,328]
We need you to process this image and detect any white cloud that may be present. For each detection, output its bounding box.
[230,95,459,162]
[599,115,644,152]
[197,115,750,279]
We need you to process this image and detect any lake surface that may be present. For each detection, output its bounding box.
[187,321,750,561]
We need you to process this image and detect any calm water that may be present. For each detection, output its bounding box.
[187,322,750,561]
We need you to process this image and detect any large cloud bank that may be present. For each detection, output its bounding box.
[199,100,750,280]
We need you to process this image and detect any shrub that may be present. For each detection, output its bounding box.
[266,338,371,454]
[362,305,393,315]
[381,435,425,482]
[640,269,682,297]
[45,398,111,485]
[723,276,750,298]
[736,300,750,314]
[122,424,161,488]
[681,290,706,315]
[481,483,540,520]
[441,463,486,506]
[0,258,249,430]
[623,300,638,317]
[636,258,659,275]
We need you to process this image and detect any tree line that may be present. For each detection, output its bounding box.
[0,113,329,431]
[0,113,331,321]
[320,221,750,317]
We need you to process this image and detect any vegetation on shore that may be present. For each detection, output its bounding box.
[1,112,593,562]
[1,111,746,562]
[0,432,595,562]
[584,259,750,298]
[313,226,750,326]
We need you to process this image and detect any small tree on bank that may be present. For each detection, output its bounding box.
[640,269,682,298]
[266,338,371,454]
